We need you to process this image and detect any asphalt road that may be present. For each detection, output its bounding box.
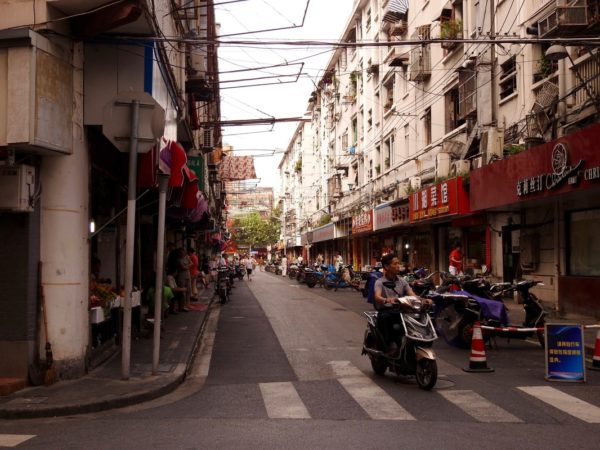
[1,270,599,449]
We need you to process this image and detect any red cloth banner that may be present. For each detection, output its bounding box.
[219,156,257,181]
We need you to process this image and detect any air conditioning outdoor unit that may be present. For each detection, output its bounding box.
[481,127,504,163]
[453,159,471,176]
[409,176,422,190]
[0,164,35,212]
[435,152,451,179]
[397,181,409,198]
[472,156,484,170]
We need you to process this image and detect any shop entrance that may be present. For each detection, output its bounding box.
[502,226,520,282]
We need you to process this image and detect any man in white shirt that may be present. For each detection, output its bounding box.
[244,255,256,281]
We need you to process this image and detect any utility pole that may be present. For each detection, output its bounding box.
[490,0,497,126]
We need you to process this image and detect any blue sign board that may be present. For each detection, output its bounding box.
[545,324,586,382]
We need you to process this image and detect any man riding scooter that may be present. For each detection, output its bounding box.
[373,253,430,356]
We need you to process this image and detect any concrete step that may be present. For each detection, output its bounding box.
[0,378,27,396]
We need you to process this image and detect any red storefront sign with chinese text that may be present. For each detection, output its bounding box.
[409,177,470,222]
[352,210,373,234]
[470,123,600,211]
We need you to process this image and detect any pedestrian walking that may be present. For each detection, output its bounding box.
[244,255,256,280]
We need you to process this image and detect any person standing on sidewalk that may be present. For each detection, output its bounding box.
[176,248,192,311]
[188,248,199,300]
[449,243,464,276]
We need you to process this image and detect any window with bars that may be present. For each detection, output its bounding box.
[499,56,517,100]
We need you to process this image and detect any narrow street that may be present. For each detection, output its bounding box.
[1,270,599,449]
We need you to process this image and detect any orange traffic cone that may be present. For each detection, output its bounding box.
[463,321,494,373]
[590,329,600,371]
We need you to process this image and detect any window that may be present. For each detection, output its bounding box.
[444,86,465,133]
[404,124,410,157]
[351,116,358,145]
[400,65,408,96]
[384,134,394,169]
[568,209,600,276]
[383,76,395,112]
[368,159,373,180]
[365,8,371,30]
[367,108,373,129]
[359,109,364,140]
[424,108,432,145]
[341,132,349,150]
[499,56,517,100]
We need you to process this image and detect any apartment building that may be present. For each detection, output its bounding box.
[280,0,600,316]
[0,0,222,388]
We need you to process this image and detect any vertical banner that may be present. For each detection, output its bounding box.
[545,323,586,382]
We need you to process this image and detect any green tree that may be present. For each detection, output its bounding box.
[232,211,280,247]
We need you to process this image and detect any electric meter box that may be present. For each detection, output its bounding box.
[0,164,35,212]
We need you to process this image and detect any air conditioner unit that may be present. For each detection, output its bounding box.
[409,176,421,190]
[472,156,484,170]
[397,181,409,198]
[453,160,471,176]
[481,127,504,163]
[435,152,451,179]
[0,164,35,212]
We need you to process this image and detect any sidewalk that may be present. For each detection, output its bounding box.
[504,299,599,355]
[0,290,214,420]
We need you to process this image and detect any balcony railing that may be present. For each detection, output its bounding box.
[570,53,600,107]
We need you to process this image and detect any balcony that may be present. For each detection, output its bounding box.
[537,0,595,37]
[570,53,600,108]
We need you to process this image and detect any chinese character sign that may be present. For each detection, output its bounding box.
[545,324,586,382]
[408,177,470,222]
[352,210,373,234]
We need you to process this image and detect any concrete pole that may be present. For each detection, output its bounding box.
[121,100,140,380]
[152,173,169,374]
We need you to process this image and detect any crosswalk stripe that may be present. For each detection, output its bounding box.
[518,386,600,423]
[439,390,522,423]
[259,382,311,419]
[329,361,416,421]
[0,434,36,447]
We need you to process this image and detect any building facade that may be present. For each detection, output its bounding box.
[0,0,223,389]
[279,0,600,316]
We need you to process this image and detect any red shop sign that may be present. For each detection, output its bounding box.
[352,210,373,234]
[409,177,470,222]
[470,123,600,211]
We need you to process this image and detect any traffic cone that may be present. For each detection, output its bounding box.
[463,321,494,373]
[590,329,600,371]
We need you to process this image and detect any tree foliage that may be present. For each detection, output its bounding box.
[232,211,280,247]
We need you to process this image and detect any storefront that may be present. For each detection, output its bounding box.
[409,176,473,273]
[470,122,600,314]
[351,211,373,269]
[309,223,335,265]
[372,200,410,265]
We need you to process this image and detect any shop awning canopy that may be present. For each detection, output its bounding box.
[383,0,409,23]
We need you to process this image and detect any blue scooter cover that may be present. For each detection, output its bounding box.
[366,271,383,304]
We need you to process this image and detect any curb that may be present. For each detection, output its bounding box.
[0,297,215,420]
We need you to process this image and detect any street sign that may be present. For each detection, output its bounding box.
[102,92,165,153]
[545,323,586,382]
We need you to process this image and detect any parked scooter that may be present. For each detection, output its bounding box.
[324,265,361,291]
[361,281,438,390]
[432,278,547,348]
[215,266,230,304]
[234,264,246,281]
[305,264,329,288]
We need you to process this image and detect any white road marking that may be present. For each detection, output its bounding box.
[518,386,600,423]
[329,361,415,421]
[439,390,522,423]
[259,382,311,419]
[0,434,36,447]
